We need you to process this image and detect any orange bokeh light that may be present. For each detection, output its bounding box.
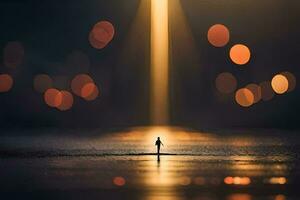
[113,176,126,186]
[33,74,53,93]
[224,176,234,184]
[89,32,107,49]
[71,74,94,97]
[235,88,254,107]
[275,195,286,200]
[260,81,275,101]
[230,44,251,65]
[207,24,230,47]
[271,74,289,94]
[281,71,296,92]
[83,84,99,101]
[81,82,96,98]
[233,177,251,185]
[215,72,237,94]
[44,88,62,108]
[3,41,24,68]
[57,91,74,111]
[0,74,13,93]
[89,21,115,49]
[246,83,261,103]
[93,21,114,42]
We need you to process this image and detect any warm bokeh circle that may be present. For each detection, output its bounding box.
[44,88,62,108]
[271,74,289,94]
[207,24,230,47]
[89,20,115,49]
[0,74,13,93]
[215,72,237,94]
[235,88,254,107]
[82,83,99,101]
[71,74,94,97]
[57,91,74,111]
[113,176,126,186]
[230,44,251,65]
[246,83,261,103]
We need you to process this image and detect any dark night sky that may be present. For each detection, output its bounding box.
[0,0,299,131]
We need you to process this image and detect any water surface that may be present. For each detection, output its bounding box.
[0,126,299,200]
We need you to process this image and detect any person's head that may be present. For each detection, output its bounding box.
[157,137,160,140]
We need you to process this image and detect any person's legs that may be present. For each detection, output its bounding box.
[157,145,160,154]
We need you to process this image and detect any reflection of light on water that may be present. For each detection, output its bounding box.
[8,126,294,200]
[143,156,183,200]
[83,126,291,197]
[145,192,182,200]
[227,194,252,200]
[143,156,175,187]
[224,176,251,185]
[266,177,287,185]
[275,194,286,200]
[228,154,289,177]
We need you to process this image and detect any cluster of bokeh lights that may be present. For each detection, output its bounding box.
[209,24,296,107]
[233,72,296,107]
[34,73,100,111]
[0,20,114,111]
[0,41,25,93]
[37,20,113,111]
[0,20,297,112]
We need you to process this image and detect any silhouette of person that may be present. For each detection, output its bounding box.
[155,137,164,155]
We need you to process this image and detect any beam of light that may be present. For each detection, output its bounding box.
[150,0,169,125]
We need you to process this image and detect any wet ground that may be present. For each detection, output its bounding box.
[0,126,299,199]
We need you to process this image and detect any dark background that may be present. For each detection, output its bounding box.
[0,0,299,131]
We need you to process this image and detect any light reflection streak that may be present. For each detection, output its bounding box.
[224,176,251,185]
[227,194,252,200]
[267,177,287,185]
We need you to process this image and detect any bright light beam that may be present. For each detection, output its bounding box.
[150,0,169,125]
